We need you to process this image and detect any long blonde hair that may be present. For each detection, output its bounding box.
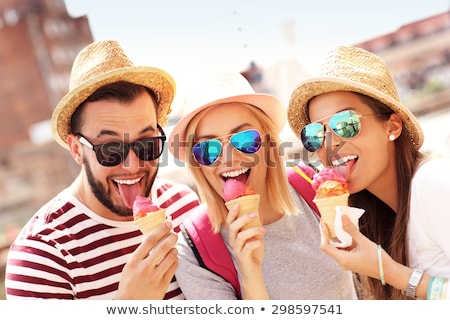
[184,103,297,232]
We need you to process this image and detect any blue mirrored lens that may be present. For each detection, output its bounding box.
[300,111,362,152]
[329,110,361,138]
[193,139,222,165]
[301,123,324,152]
[230,130,262,153]
[192,129,262,166]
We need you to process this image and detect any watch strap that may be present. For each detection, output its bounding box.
[405,269,424,298]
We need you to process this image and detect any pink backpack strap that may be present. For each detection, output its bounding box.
[181,207,242,299]
[286,162,320,216]
[181,163,317,300]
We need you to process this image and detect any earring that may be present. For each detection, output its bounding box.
[389,134,395,141]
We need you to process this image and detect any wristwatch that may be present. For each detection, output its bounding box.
[405,269,424,298]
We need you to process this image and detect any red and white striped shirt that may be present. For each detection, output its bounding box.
[5,177,200,299]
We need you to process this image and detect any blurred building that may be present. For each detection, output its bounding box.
[0,0,92,241]
[356,11,450,115]
[356,11,450,155]
[0,1,96,300]
[0,0,92,147]
[0,0,94,299]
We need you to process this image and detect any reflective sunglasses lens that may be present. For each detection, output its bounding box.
[230,130,262,153]
[329,110,361,138]
[193,139,222,165]
[96,142,127,166]
[301,123,324,152]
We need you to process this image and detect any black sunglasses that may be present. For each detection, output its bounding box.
[76,125,166,167]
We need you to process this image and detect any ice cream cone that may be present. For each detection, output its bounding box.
[313,193,349,239]
[134,209,166,234]
[225,194,261,230]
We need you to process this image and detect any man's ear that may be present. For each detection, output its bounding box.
[67,134,83,165]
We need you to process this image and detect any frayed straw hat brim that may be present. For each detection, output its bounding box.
[52,67,174,149]
[287,46,424,149]
[50,40,175,149]
[288,76,424,149]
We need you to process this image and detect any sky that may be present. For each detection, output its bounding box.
[65,0,450,78]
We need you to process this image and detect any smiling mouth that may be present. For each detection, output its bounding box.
[113,177,142,185]
[330,155,358,167]
[221,168,250,183]
[113,176,143,209]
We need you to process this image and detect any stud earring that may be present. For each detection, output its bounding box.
[389,134,395,141]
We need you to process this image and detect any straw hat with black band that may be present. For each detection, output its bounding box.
[287,46,424,150]
[51,40,175,149]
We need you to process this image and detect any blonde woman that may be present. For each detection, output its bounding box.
[168,71,357,300]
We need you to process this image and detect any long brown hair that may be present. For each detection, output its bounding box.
[349,93,426,299]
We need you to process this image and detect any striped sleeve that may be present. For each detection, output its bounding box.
[5,183,200,300]
[152,177,200,232]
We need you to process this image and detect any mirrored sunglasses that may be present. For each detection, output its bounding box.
[300,110,382,152]
[77,125,166,167]
[192,129,262,166]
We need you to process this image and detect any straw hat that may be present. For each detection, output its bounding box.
[51,40,175,149]
[288,46,424,149]
[168,71,285,162]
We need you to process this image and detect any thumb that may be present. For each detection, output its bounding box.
[341,214,361,237]
[225,203,240,225]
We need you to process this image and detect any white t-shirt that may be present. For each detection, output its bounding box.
[409,156,450,299]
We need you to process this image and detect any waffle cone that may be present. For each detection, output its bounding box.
[225,194,261,230]
[313,194,349,238]
[134,209,166,234]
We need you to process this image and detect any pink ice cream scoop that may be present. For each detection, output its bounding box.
[133,196,161,219]
[312,167,348,198]
[132,196,166,234]
[223,179,260,230]
[312,168,349,239]
[223,179,256,202]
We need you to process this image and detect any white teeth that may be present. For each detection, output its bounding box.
[222,168,249,178]
[114,177,141,185]
[331,155,357,166]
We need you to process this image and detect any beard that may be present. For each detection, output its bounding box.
[83,157,157,218]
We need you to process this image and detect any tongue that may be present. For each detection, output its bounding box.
[334,159,356,181]
[234,174,247,184]
[117,183,142,209]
